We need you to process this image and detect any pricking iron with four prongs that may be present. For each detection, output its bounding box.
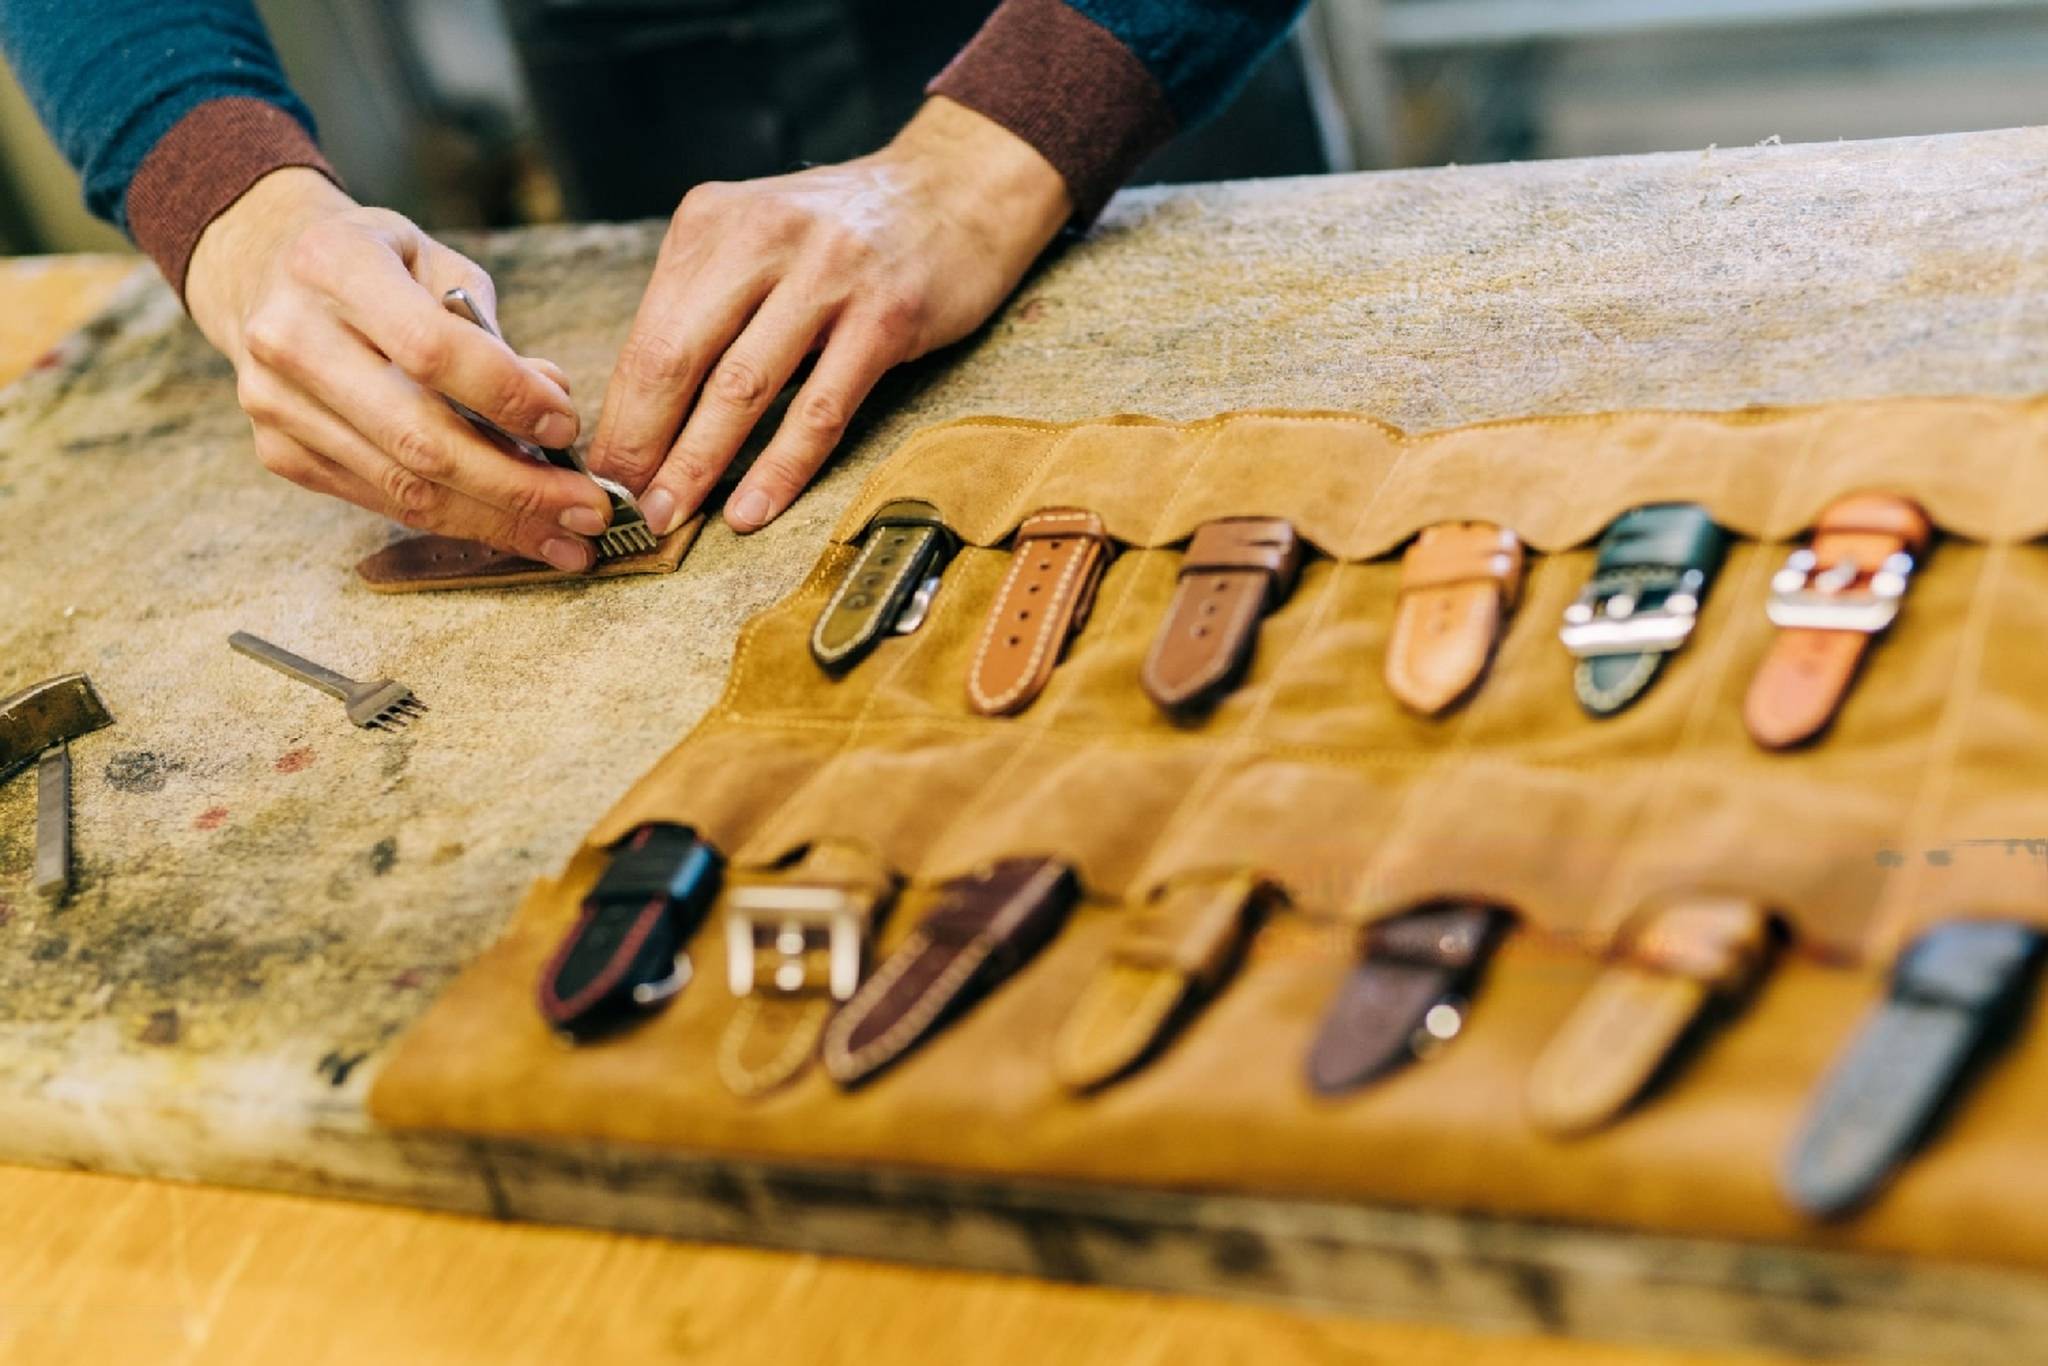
[228,632,428,732]
[440,288,657,560]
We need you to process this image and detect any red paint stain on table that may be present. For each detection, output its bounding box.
[275,747,315,774]
[194,806,229,830]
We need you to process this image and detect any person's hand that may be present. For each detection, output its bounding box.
[589,96,1071,536]
[185,167,613,570]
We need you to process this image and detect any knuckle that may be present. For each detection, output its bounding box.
[241,309,296,369]
[793,388,850,439]
[663,452,722,493]
[750,452,811,497]
[676,180,732,221]
[382,464,443,525]
[500,476,553,523]
[387,423,454,482]
[386,318,453,379]
[621,336,695,391]
[870,288,927,342]
[235,371,282,424]
[282,225,340,286]
[485,369,543,430]
[709,355,768,407]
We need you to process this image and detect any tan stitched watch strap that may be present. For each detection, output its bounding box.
[1526,895,1773,1137]
[1141,518,1301,712]
[1744,493,1932,749]
[718,844,895,1099]
[1384,522,1524,715]
[1053,872,1272,1091]
[967,509,1112,716]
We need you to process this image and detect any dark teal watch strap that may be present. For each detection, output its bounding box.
[1782,919,2045,1219]
[1561,503,1729,716]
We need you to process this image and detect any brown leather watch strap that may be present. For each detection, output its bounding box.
[1526,895,1774,1137]
[717,843,896,1099]
[967,509,1113,716]
[356,518,702,593]
[1053,872,1274,1092]
[1744,493,1931,749]
[823,857,1078,1087]
[1306,902,1513,1095]
[1384,522,1524,715]
[1141,518,1302,712]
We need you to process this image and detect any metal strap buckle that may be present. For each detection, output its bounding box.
[1766,548,1915,633]
[891,575,942,634]
[725,885,872,1001]
[1560,567,1708,657]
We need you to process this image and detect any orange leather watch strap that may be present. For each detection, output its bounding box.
[1526,895,1774,1137]
[1384,522,1525,715]
[1141,518,1301,712]
[1744,493,1932,749]
[967,509,1112,716]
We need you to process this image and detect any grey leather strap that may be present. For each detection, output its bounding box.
[1783,919,2045,1218]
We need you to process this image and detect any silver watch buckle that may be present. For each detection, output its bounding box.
[1560,568,1707,658]
[725,884,871,1001]
[1766,548,1915,634]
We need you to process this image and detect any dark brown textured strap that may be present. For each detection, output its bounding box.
[967,509,1112,716]
[355,519,701,593]
[1744,493,1931,749]
[1384,522,1524,716]
[823,857,1077,1087]
[1141,518,1301,712]
[1305,903,1513,1095]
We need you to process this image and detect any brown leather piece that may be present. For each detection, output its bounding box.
[355,517,702,593]
[1141,518,1301,712]
[1053,873,1273,1092]
[1384,522,1524,715]
[823,858,1077,1087]
[967,509,1112,716]
[1744,494,1933,749]
[1526,896,1775,1137]
[719,844,895,1099]
[1307,903,1513,1095]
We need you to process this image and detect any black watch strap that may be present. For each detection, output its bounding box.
[1562,503,1728,716]
[1782,919,2045,1218]
[811,500,957,672]
[537,824,722,1040]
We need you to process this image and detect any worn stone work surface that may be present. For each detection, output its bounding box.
[3,130,2048,1248]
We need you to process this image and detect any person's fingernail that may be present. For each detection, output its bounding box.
[642,488,677,535]
[539,537,592,572]
[534,411,577,448]
[559,505,607,537]
[730,489,772,530]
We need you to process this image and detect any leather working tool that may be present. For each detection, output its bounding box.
[967,509,1113,716]
[823,857,1078,1087]
[1053,872,1274,1092]
[538,823,722,1039]
[354,523,699,593]
[228,632,427,731]
[1141,518,1302,713]
[1526,895,1774,1136]
[1783,919,2045,1219]
[719,844,897,1098]
[811,500,958,673]
[440,288,657,560]
[1306,902,1513,1095]
[1384,522,1524,716]
[0,674,113,906]
[1744,492,1931,749]
[1561,503,1729,716]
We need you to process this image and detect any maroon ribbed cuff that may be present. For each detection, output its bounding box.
[928,0,1176,224]
[126,97,343,301]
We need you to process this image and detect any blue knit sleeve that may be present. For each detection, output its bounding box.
[1062,0,1310,125]
[0,0,315,231]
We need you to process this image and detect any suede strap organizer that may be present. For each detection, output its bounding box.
[372,396,2048,1273]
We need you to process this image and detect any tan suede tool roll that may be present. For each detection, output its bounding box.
[374,398,2048,1268]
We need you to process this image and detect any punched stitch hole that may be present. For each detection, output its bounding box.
[1007,635,1021,647]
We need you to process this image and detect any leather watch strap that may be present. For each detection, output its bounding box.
[811,500,958,673]
[823,857,1078,1087]
[1384,522,1524,715]
[1053,872,1274,1092]
[537,824,722,1040]
[967,509,1113,716]
[1141,518,1302,712]
[1562,503,1729,717]
[356,520,701,593]
[1526,895,1773,1136]
[1744,492,1932,749]
[717,843,896,1098]
[1306,902,1513,1095]
[1783,919,2045,1218]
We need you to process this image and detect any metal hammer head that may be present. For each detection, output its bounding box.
[0,674,113,786]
